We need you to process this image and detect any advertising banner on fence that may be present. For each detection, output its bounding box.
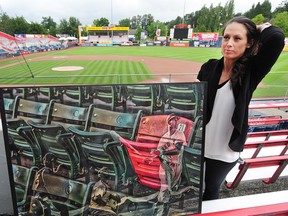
[0,82,206,215]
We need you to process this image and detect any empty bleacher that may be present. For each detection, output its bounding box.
[225,101,288,193]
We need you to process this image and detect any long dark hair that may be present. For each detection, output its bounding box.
[222,16,260,86]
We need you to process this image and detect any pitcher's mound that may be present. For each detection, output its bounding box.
[52,66,84,71]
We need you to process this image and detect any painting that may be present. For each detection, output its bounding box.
[0,82,206,216]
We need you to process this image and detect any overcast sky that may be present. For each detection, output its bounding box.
[0,0,284,26]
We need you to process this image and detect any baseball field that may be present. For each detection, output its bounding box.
[0,46,287,98]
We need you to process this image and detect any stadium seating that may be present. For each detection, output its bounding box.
[125,84,164,115]
[29,169,93,215]
[5,97,50,167]
[3,97,17,119]
[85,105,142,140]
[12,96,50,124]
[225,130,288,189]
[66,127,127,191]
[59,86,91,107]
[12,164,37,213]
[163,84,200,120]
[35,87,61,103]
[248,115,288,132]
[7,119,43,167]
[46,101,90,130]
[89,85,126,112]
[182,146,202,196]
[65,106,142,190]
[10,88,38,101]
[111,114,194,195]
[3,86,288,216]
[27,121,86,180]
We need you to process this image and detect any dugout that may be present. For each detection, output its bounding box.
[85,26,129,46]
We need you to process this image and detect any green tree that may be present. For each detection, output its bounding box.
[41,16,57,36]
[28,22,46,34]
[273,0,288,15]
[0,12,13,35]
[93,17,109,26]
[261,0,272,19]
[68,17,81,37]
[252,14,265,25]
[135,26,142,40]
[58,18,69,34]
[166,16,183,30]
[274,11,288,36]
[130,15,142,29]
[10,16,30,34]
[118,18,130,27]
[141,14,154,31]
[146,20,166,39]
[79,25,88,36]
[195,6,210,32]
[185,11,198,29]
[244,0,271,19]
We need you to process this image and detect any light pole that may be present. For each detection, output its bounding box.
[111,0,113,25]
[182,0,186,24]
[111,0,113,40]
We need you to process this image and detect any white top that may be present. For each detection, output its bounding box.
[205,80,240,162]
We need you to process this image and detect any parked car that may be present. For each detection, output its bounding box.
[121,41,133,46]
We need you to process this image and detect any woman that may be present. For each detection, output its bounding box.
[195,16,285,200]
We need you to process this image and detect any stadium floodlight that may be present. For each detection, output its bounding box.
[182,0,186,24]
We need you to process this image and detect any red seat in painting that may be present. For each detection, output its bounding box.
[118,114,194,191]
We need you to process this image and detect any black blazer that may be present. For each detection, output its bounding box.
[197,26,285,152]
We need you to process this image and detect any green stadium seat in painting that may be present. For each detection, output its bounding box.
[29,169,94,216]
[125,84,164,115]
[189,115,203,151]
[65,105,142,190]
[66,126,127,191]
[182,146,202,197]
[46,101,90,130]
[2,88,14,98]
[88,85,126,112]
[163,84,200,120]
[13,96,50,124]
[85,105,142,140]
[12,88,38,101]
[7,118,42,167]
[35,87,61,103]
[59,86,91,107]
[27,121,86,180]
[3,97,17,119]
[12,164,37,214]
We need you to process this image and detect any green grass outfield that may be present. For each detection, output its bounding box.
[0,46,287,98]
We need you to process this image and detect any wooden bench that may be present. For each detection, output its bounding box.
[225,131,288,189]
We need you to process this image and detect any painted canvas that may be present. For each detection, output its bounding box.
[0,82,206,216]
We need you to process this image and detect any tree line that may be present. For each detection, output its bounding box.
[0,0,287,40]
